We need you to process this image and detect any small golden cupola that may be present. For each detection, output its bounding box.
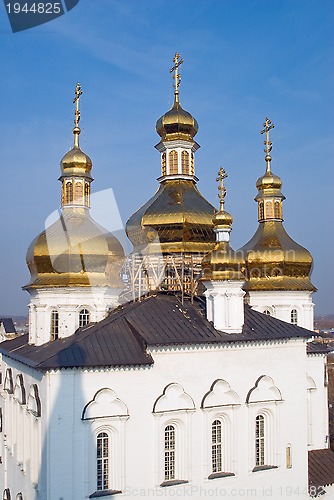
[156,53,198,144]
[126,54,216,294]
[239,118,315,293]
[24,84,125,291]
[202,168,245,281]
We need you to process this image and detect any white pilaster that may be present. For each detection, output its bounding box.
[203,281,245,333]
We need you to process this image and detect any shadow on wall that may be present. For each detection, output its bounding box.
[36,343,87,500]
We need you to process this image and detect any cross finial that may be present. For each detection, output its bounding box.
[170,52,184,102]
[216,167,228,212]
[72,83,83,147]
[260,117,275,172]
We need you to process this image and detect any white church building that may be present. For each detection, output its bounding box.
[0,55,333,500]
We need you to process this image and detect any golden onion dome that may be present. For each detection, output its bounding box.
[126,178,216,254]
[238,116,315,292]
[256,170,282,191]
[156,98,199,142]
[24,208,125,289]
[212,209,233,228]
[60,146,93,178]
[60,126,93,179]
[202,240,245,281]
[239,221,315,292]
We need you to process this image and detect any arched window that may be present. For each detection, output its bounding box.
[265,200,273,218]
[4,368,14,394]
[164,425,175,481]
[65,182,73,204]
[84,183,90,207]
[263,309,271,316]
[97,432,109,491]
[255,414,265,466]
[212,419,222,473]
[181,151,190,174]
[190,153,194,175]
[50,310,59,341]
[291,309,298,325]
[259,201,264,220]
[75,182,83,203]
[79,308,90,328]
[169,150,178,175]
[274,201,281,219]
[3,489,11,500]
[161,153,166,176]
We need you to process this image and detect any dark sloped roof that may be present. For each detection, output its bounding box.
[0,293,313,371]
[307,341,334,355]
[309,449,334,489]
[0,318,16,334]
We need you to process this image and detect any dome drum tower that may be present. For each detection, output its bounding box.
[125,54,216,298]
[239,118,316,329]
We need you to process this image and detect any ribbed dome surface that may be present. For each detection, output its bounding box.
[239,221,315,291]
[156,99,198,142]
[25,208,124,288]
[202,240,245,281]
[126,179,216,254]
[60,146,93,178]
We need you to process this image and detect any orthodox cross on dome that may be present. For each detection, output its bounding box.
[260,117,275,172]
[170,52,184,100]
[73,83,83,147]
[216,167,228,212]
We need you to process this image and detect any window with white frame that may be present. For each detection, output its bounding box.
[83,389,128,495]
[247,376,282,471]
[212,419,222,473]
[50,310,59,340]
[255,414,265,466]
[79,308,90,328]
[97,432,109,491]
[164,425,176,481]
[290,309,298,325]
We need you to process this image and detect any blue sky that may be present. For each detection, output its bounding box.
[0,0,333,316]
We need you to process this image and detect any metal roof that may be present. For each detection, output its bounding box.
[0,293,313,371]
[0,318,16,334]
[307,341,334,355]
[309,449,334,489]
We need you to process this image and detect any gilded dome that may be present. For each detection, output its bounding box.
[202,238,245,282]
[126,179,216,254]
[212,209,233,228]
[256,171,282,191]
[60,143,93,179]
[24,208,124,289]
[156,98,198,142]
[239,221,316,292]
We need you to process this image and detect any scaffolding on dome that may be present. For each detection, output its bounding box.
[121,252,205,304]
